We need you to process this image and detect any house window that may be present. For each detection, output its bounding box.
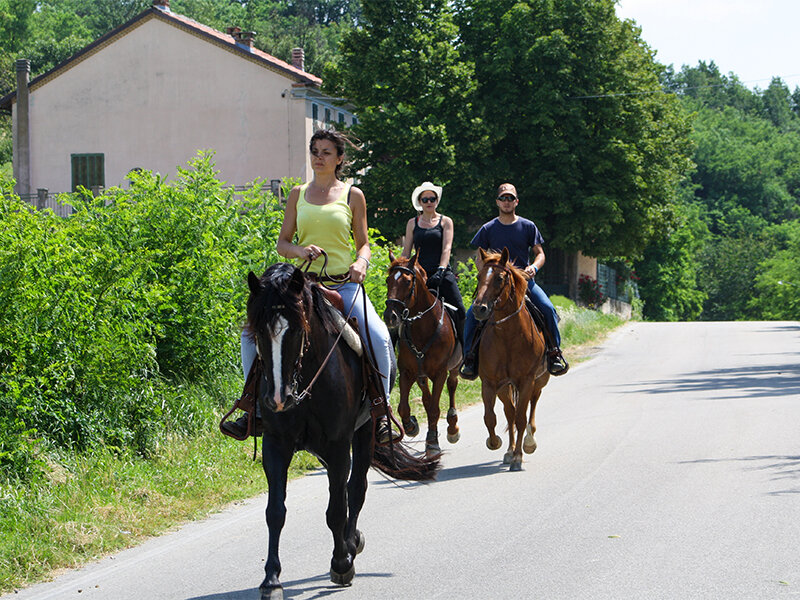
[352,116,359,125]
[338,112,345,124]
[312,103,319,121]
[325,108,331,123]
[71,154,104,192]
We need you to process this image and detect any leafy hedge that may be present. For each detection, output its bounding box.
[0,154,407,481]
[0,154,285,477]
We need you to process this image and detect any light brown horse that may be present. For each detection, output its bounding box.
[384,252,461,458]
[472,247,549,471]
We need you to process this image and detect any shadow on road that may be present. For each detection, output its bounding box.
[186,572,393,599]
[678,454,800,496]
[615,362,800,399]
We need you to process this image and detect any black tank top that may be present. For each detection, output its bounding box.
[412,215,444,277]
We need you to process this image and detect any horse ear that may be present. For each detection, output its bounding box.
[389,250,396,263]
[247,271,260,293]
[500,247,510,266]
[408,253,418,269]
[479,247,488,262]
[288,267,305,294]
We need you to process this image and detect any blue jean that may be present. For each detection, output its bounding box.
[464,279,561,351]
[241,282,394,398]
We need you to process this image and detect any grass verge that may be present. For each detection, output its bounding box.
[1,302,625,594]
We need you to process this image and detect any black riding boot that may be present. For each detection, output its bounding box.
[547,348,569,376]
[459,321,483,380]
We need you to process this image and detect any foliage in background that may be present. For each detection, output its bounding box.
[750,221,800,320]
[577,275,604,309]
[453,0,694,257]
[325,0,483,245]
[634,198,707,321]
[0,154,283,478]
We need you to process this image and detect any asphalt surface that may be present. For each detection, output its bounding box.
[6,321,800,600]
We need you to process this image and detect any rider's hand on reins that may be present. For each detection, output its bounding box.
[349,259,367,283]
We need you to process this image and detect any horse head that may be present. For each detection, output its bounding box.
[246,263,312,413]
[383,251,429,328]
[472,247,527,321]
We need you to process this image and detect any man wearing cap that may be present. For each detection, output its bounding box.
[460,183,569,379]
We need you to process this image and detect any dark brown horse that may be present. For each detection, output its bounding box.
[472,247,549,471]
[383,253,461,458]
[247,263,439,600]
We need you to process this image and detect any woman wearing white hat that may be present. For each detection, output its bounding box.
[400,181,466,350]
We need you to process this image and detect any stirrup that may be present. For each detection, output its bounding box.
[547,350,569,376]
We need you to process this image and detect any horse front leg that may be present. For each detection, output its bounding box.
[445,367,460,444]
[422,371,446,458]
[397,365,419,437]
[524,379,547,455]
[345,422,371,560]
[509,381,536,472]
[498,385,516,465]
[260,437,293,600]
[325,441,355,586]
[482,379,502,451]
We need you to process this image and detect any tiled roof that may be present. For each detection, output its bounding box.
[0,6,321,110]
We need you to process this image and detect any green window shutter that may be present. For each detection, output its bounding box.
[71,154,105,191]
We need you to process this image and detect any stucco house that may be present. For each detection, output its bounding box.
[0,0,355,201]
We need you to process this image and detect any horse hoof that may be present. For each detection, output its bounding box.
[486,435,502,451]
[260,585,284,600]
[330,564,355,586]
[523,437,537,454]
[446,431,460,444]
[523,424,537,454]
[404,416,420,437]
[426,445,441,459]
[510,460,523,472]
[355,529,365,554]
[503,451,513,464]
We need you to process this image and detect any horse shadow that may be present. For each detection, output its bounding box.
[186,571,393,599]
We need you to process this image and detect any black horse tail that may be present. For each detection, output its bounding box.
[372,442,440,481]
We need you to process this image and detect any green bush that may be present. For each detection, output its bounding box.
[0,154,283,475]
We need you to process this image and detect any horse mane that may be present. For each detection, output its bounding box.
[481,251,529,303]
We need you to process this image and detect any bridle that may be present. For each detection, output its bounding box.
[478,262,526,326]
[252,253,359,408]
[385,265,438,323]
[387,263,446,380]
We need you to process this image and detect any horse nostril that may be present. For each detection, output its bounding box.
[474,304,488,320]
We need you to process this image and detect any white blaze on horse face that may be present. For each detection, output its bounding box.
[271,316,289,411]
[393,271,402,281]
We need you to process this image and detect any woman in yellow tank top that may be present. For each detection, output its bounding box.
[226,129,396,441]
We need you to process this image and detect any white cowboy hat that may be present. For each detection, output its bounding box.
[411,181,443,212]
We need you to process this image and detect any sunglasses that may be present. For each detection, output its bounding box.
[420,196,438,203]
[497,195,517,202]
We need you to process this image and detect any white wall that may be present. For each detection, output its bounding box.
[25,15,314,193]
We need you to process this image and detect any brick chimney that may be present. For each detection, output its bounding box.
[13,59,31,197]
[292,48,305,71]
[152,0,170,9]
[227,27,255,50]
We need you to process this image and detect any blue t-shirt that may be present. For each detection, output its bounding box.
[470,217,544,268]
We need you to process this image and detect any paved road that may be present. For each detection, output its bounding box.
[6,322,800,600]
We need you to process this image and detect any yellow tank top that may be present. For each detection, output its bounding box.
[295,182,354,275]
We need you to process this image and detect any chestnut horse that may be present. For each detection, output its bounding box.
[472,247,550,471]
[247,263,439,600]
[383,253,461,458]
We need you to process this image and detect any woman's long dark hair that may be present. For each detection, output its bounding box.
[310,128,358,179]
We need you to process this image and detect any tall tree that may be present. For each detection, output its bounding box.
[453,0,694,258]
[325,0,483,242]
